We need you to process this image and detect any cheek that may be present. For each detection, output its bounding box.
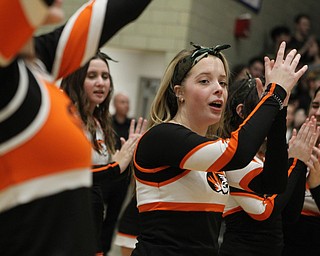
[105,80,111,92]
[83,80,93,95]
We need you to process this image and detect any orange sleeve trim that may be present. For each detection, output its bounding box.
[239,167,263,192]
[208,136,238,172]
[138,201,225,213]
[230,192,276,220]
[134,164,170,174]
[117,232,138,239]
[57,1,94,78]
[91,162,119,173]
[0,1,34,62]
[223,206,242,217]
[301,210,320,217]
[135,170,191,187]
[287,158,297,176]
[180,141,214,168]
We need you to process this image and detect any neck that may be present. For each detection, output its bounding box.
[172,115,207,136]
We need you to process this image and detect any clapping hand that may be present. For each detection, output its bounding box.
[114,117,148,172]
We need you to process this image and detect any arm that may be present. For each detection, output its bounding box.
[0,0,54,67]
[34,0,152,79]
[226,119,317,221]
[248,107,288,194]
[306,145,320,211]
[226,159,307,222]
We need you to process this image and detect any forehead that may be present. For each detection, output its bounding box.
[88,59,109,70]
[313,91,320,101]
[188,55,226,76]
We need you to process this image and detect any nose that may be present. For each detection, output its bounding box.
[213,81,224,95]
[95,75,104,86]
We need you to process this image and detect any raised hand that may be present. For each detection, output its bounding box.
[114,117,147,172]
[288,116,319,164]
[264,41,308,95]
[307,145,320,189]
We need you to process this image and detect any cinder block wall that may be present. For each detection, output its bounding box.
[39,0,318,68]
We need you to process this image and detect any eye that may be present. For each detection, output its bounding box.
[102,73,110,80]
[219,81,228,88]
[199,79,210,84]
[312,103,320,109]
[87,72,97,79]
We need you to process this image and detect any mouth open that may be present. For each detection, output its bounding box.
[209,100,223,108]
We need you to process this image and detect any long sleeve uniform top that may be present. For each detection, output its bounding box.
[282,174,320,255]
[132,83,288,256]
[220,157,307,256]
[218,107,307,256]
[0,0,151,255]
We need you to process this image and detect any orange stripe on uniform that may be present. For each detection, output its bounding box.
[92,162,119,173]
[209,83,278,171]
[138,201,225,213]
[0,1,34,61]
[223,206,242,217]
[239,167,263,192]
[208,135,238,172]
[0,82,91,190]
[180,141,213,168]
[135,170,191,187]
[287,158,297,176]
[57,1,94,78]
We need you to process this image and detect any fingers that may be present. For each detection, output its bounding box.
[120,137,126,146]
[283,48,297,67]
[255,78,264,98]
[135,117,147,134]
[129,119,136,136]
[275,41,286,65]
[295,64,308,79]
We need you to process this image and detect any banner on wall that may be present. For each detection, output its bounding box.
[236,0,263,13]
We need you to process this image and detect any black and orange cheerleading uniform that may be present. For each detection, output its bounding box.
[282,179,320,255]
[131,83,288,256]
[219,158,307,255]
[0,0,151,255]
[218,107,308,256]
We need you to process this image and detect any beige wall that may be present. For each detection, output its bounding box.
[39,0,319,66]
[104,0,318,66]
[37,0,319,116]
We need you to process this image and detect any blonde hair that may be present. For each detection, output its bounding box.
[148,48,230,138]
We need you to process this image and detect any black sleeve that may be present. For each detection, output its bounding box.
[282,159,307,223]
[248,107,288,194]
[222,83,287,171]
[99,0,152,46]
[34,26,64,73]
[310,185,320,211]
[92,163,121,183]
[34,0,152,74]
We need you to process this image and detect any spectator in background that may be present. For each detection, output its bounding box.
[247,56,264,78]
[295,70,320,115]
[283,87,320,256]
[293,108,307,130]
[306,39,320,72]
[286,101,297,142]
[112,93,132,148]
[267,25,292,59]
[230,63,249,83]
[288,13,316,66]
[100,92,134,255]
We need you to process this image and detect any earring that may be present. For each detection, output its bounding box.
[179,97,185,103]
